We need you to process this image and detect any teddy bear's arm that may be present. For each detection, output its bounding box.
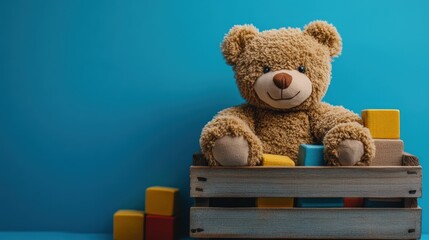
[309,102,375,166]
[199,104,263,166]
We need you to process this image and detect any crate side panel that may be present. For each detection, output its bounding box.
[190,166,422,198]
[190,207,421,239]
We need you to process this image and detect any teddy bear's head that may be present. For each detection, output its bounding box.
[222,21,342,111]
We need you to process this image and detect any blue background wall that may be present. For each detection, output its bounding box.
[0,0,428,235]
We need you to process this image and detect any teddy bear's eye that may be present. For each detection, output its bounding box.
[298,65,306,73]
[263,66,271,73]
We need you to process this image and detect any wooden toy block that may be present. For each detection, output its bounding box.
[372,139,404,166]
[258,154,294,207]
[344,198,364,207]
[262,154,295,166]
[145,215,177,240]
[113,210,145,240]
[296,198,344,208]
[146,186,179,216]
[257,197,294,207]
[364,198,404,208]
[361,109,400,139]
[298,144,325,166]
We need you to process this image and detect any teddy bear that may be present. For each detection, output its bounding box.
[200,21,375,167]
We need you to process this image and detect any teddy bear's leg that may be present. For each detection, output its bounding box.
[337,140,364,166]
[200,116,263,166]
[212,136,249,166]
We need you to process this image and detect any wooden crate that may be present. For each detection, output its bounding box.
[189,153,422,239]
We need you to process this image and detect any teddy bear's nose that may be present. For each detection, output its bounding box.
[273,73,293,89]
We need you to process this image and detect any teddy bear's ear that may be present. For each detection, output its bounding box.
[221,25,259,65]
[304,21,342,58]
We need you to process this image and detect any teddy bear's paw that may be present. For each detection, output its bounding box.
[337,139,364,166]
[212,135,249,166]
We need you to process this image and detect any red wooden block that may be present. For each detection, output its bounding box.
[145,214,177,240]
[344,198,364,207]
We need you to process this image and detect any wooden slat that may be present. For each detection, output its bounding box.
[190,166,422,198]
[190,207,421,239]
[402,153,420,208]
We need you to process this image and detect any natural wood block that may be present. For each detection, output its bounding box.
[113,210,145,240]
[145,215,177,240]
[344,198,364,207]
[190,207,421,239]
[298,144,325,166]
[372,139,404,166]
[257,198,294,208]
[190,166,422,198]
[362,109,400,139]
[146,186,179,216]
[262,154,295,166]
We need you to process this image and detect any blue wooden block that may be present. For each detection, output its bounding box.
[298,144,325,166]
[296,198,344,208]
[363,198,404,208]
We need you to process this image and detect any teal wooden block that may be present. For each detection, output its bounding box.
[296,198,344,208]
[363,198,404,208]
[298,144,325,166]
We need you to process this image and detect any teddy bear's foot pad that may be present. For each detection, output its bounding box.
[212,136,249,166]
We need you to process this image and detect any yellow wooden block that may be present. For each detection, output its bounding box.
[259,154,295,207]
[262,154,295,166]
[145,186,179,216]
[361,109,400,139]
[257,197,294,207]
[113,210,145,240]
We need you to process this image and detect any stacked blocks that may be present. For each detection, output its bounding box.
[113,186,179,240]
[257,154,295,208]
[362,109,403,166]
[113,210,145,240]
[362,109,403,207]
[297,144,344,208]
[145,186,179,240]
